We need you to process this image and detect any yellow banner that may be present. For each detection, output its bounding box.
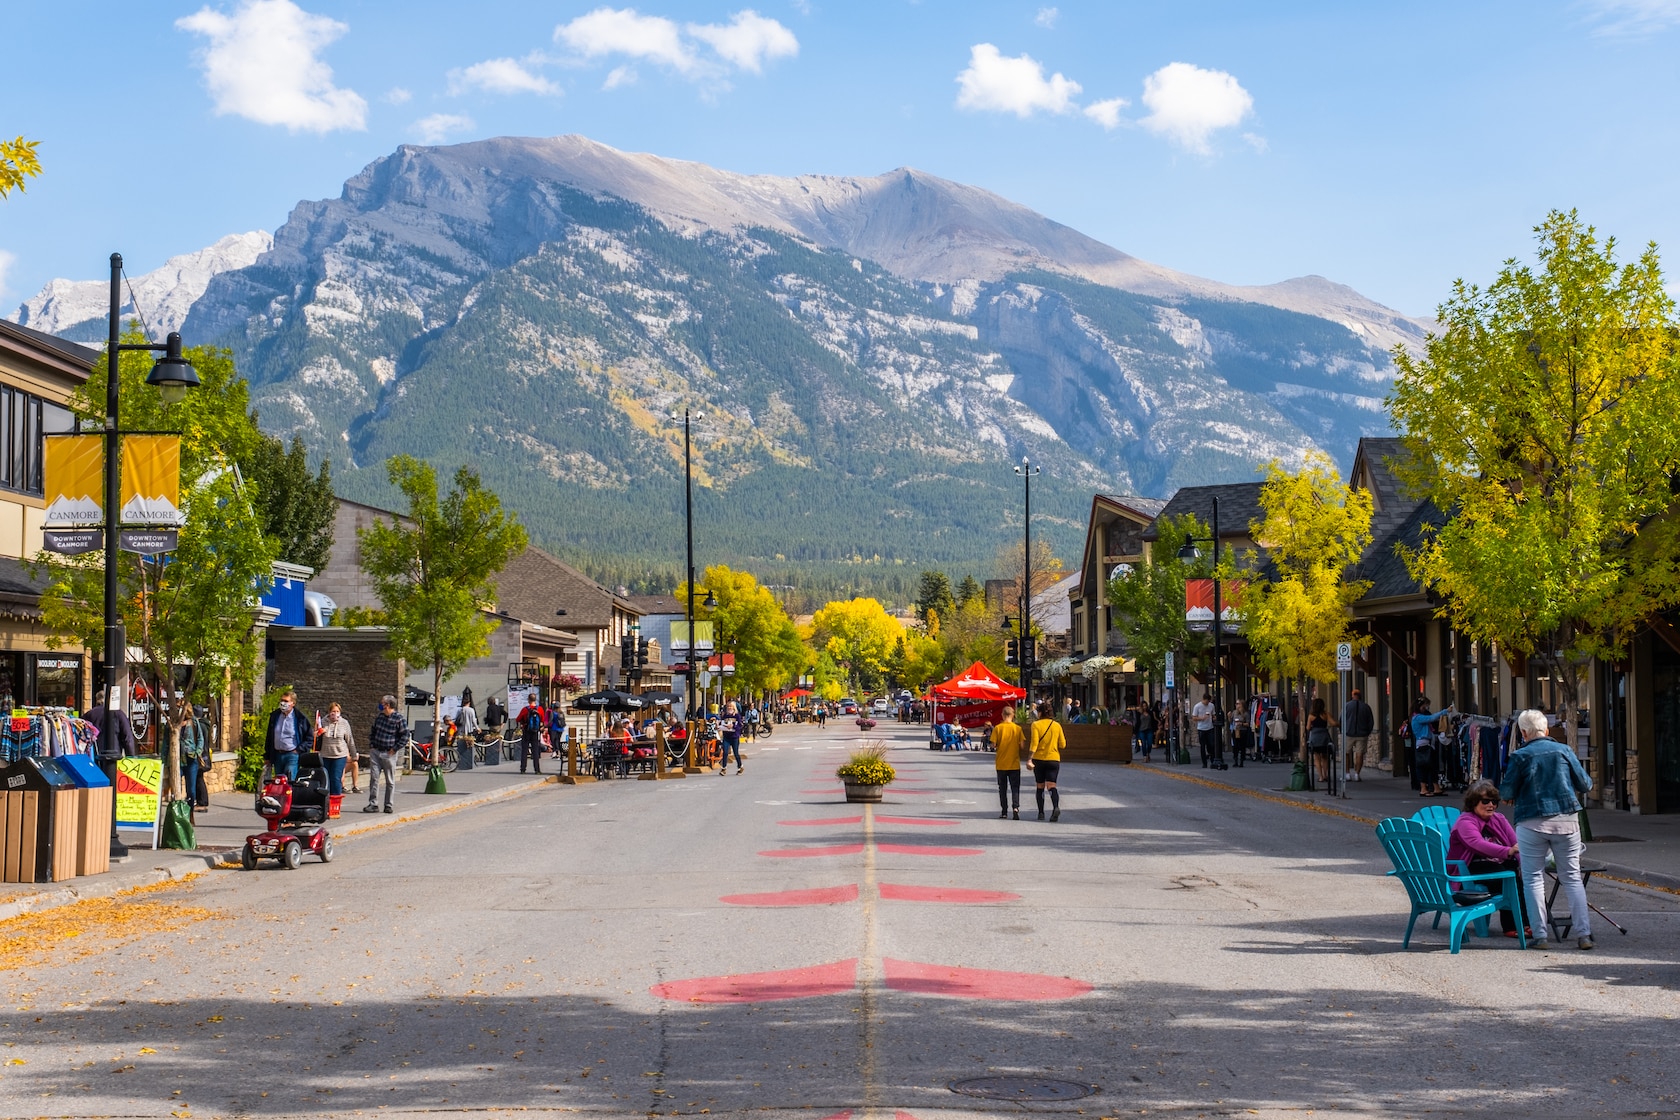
[119,434,183,526]
[43,434,104,527]
[114,757,163,829]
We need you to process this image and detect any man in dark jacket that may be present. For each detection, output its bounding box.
[87,688,138,787]
[1340,688,1376,782]
[266,689,313,782]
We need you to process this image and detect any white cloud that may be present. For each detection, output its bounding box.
[1139,61,1253,153]
[954,43,1080,117]
[412,113,475,145]
[1082,96,1127,129]
[0,250,14,304]
[1035,6,1059,28]
[448,57,561,96]
[1584,0,1680,36]
[688,10,798,73]
[383,86,412,105]
[176,0,367,133]
[603,65,639,89]
[553,7,798,84]
[556,7,697,73]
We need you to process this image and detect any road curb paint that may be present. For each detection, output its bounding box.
[882,958,1092,1000]
[650,958,859,1003]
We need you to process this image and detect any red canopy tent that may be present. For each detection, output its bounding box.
[782,688,812,700]
[927,661,1026,728]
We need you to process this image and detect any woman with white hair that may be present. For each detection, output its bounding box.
[1499,708,1595,950]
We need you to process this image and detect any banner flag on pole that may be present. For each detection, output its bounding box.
[43,434,105,527]
[119,434,184,526]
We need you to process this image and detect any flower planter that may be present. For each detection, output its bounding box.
[844,781,885,803]
[856,718,877,730]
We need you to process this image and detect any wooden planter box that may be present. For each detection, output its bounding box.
[1059,723,1133,764]
[844,782,885,803]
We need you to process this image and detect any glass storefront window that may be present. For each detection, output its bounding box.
[0,651,20,711]
[33,655,82,709]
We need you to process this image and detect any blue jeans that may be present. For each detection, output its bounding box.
[1136,730,1154,758]
[274,751,299,782]
[720,734,741,767]
[322,756,347,796]
[180,758,203,806]
[1517,823,1590,941]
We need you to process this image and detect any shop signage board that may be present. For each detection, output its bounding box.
[114,757,163,849]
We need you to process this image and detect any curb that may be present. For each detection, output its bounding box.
[0,776,549,924]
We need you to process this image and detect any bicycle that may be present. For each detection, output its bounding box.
[409,730,459,773]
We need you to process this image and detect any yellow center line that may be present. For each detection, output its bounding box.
[859,801,880,1118]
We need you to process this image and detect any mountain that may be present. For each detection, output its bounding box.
[9,231,272,341]
[24,138,1425,602]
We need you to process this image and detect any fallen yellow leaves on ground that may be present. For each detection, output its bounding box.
[0,878,224,973]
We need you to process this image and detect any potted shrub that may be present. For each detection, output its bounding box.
[836,741,895,803]
[856,715,877,730]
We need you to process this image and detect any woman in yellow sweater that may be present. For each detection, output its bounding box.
[1029,700,1066,821]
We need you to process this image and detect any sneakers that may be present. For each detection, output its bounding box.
[737,766,743,774]
[1578,936,1595,950]
[363,803,378,813]
[383,805,394,814]
[1013,810,1020,820]
[1050,807,1061,822]
[1527,940,1549,951]
[1037,810,1046,820]
[1000,810,1008,819]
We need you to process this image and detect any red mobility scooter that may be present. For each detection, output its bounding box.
[242,751,336,869]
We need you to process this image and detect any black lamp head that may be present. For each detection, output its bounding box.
[146,332,200,404]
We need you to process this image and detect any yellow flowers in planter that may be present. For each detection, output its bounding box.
[836,741,896,786]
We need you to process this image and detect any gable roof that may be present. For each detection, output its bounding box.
[1356,499,1447,603]
[626,593,685,616]
[1141,483,1265,542]
[1350,437,1422,559]
[0,320,99,376]
[1075,494,1167,599]
[493,546,641,630]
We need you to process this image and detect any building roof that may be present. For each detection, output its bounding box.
[626,593,685,616]
[0,319,99,374]
[1351,437,1422,560]
[1100,494,1169,519]
[1141,483,1265,541]
[1032,569,1080,635]
[493,546,641,630]
[1356,499,1447,602]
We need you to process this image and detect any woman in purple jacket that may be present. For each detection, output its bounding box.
[1447,779,1529,937]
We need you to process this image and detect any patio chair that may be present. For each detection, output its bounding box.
[1375,817,1525,953]
[1410,804,1461,836]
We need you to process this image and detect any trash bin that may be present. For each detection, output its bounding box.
[481,736,499,767]
[58,754,113,877]
[0,756,81,883]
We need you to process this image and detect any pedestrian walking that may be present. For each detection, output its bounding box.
[1307,697,1336,785]
[992,706,1024,819]
[1410,698,1452,798]
[1341,687,1375,782]
[316,702,354,795]
[1028,700,1066,821]
[1134,700,1155,761]
[1501,708,1595,950]
[515,692,546,774]
[456,696,479,770]
[816,704,827,728]
[177,712,208,811]
[1192,689,1217,768]
[718,701,743,773]
[267,689,311,783]
[365,694,407,814]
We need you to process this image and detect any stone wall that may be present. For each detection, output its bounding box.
[268,628,406,742]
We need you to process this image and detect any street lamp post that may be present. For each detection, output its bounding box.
[103,252,200,858]
[673,409,704,767]
[1013,457,1040,702]
[1177,496,1226,770]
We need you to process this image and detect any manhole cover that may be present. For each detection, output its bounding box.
[950,1076,1097,1101]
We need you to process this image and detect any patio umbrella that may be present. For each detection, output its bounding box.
[570,689,647,712]
[638,690,683,705]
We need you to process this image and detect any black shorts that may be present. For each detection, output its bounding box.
[1032,760,1060,784]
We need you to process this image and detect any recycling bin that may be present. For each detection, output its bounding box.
[58,754,113,877]
[0,756,80,883]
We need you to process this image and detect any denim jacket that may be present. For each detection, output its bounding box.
[1499,735,1592,823]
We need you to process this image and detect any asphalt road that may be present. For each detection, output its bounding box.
[3,719,1678,1119]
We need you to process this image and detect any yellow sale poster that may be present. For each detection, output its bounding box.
[120,434,184,526]
[42,434,105,527]
[115,757,163,833]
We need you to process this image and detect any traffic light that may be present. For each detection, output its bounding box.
[636,636,650,668]
[620,633,635,671]
[1021,637,1036,670]
[1005,638,1019,667]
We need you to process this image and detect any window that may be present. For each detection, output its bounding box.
[0,386,71,497]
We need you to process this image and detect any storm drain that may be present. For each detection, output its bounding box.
[949,1076,1097,1101]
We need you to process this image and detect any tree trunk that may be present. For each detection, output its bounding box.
[433,660,445,769]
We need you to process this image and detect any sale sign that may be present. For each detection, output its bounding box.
[115,757,164,843]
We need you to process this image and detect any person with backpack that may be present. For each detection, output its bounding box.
[515,692,546,774]
[1340,687,1375,782]
[547,703,568,764]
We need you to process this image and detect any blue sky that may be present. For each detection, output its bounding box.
[4,0,1680,318]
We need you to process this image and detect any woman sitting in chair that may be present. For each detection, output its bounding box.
[1447,779,1529,938]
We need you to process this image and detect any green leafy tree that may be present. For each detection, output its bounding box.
[35,333,276,798]
[1241,453,1373,761]
[0,136,41,198]
[359,456,528,751]
[899,629,949,692]
[1106,513,1211,684]
[245,434,335,571]
[954,574,982,609]
[915,571,954,624]
[1390,211,1680,735]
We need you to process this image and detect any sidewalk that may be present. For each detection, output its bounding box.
[1130,753,1680,892]
[0,764,550,922]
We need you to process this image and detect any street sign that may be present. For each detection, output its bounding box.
[1164,651,1174,689]
[1336,641,1353,671]
[44,528,103,555]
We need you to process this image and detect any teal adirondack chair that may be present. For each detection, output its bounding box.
[1375,818,1525,952]
[1410,805,1461,835]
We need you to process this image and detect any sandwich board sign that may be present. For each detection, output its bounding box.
[115,757,164,849]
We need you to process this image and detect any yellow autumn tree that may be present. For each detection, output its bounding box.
[0,136,42,198]
[809,597,904,693]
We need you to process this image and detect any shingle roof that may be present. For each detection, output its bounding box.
[1101,494,1168,519]
[1356,499,1446,602]
[1351,437,1423,562]
[0,557,48,599]
[626,594,685,616]
[0,320,99,370]
[493,546,641,630]
[1141,483,1265,541]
